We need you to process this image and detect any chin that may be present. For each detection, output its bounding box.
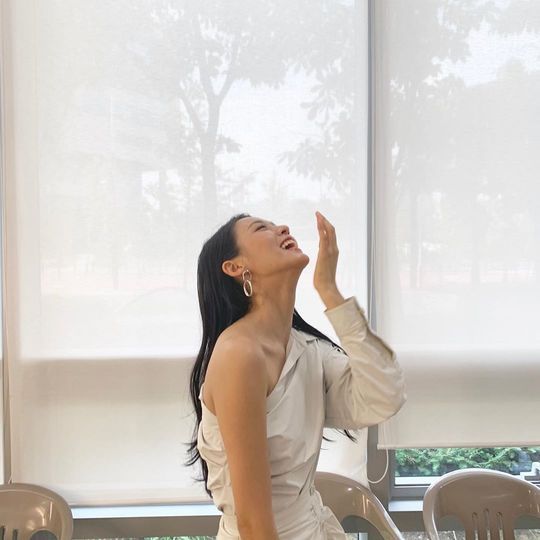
[281,250,310,270]
[297,252,310,266]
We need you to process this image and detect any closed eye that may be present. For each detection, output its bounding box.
[256,225,266,231]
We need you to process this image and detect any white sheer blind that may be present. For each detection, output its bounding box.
[375,0,540,448]
[2,0,369,504]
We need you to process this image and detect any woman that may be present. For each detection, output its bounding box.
[186,210,406,539]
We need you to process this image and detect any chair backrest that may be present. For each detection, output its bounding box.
[0,483,73,540]
[314,470,404,540]
[423,468,540,540]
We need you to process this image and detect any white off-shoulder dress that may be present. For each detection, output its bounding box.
[197,296,406,539]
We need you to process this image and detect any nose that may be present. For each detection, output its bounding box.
[278,224,289,235]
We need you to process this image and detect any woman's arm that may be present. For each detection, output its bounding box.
[211,336,279,540]
[321,294,406,429]
[312,211,406,429]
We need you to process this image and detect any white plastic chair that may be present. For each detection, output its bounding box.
[0,483,73,540]
[423,468,540,540]
[315,470,404,540]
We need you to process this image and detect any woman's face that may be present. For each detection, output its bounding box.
[224,216,310,279]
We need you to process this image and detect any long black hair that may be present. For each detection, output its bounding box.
[184,212,359,498]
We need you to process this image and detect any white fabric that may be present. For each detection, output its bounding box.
[197,296,406,538]
[3,0,370,504]
[374,0,540,448]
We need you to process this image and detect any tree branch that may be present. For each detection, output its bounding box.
[193,16,216,104]
[178,84,204,139]
[217,39,240,106]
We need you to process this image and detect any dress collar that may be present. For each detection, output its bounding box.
[291,326,319,346]
[277,327,318,382]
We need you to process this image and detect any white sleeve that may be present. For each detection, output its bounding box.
[321,296,407,429]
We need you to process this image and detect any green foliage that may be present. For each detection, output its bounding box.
[395,447,540,477]
[145,536,215,540]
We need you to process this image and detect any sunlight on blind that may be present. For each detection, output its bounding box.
[14,0,367,358]
[4,0,369,504]
[375,0,540,448]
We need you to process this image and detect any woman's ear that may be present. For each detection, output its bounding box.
[222,259,243,278]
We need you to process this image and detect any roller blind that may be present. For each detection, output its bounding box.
[2,0,369,504]
[375,0,540,449]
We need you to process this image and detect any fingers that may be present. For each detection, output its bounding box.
[316,211,327,241]
[315,211,337,248]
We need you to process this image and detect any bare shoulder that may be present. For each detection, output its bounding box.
[212,327,264,375]
[203,327,265,413]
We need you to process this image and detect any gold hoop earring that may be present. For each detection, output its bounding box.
[242,268,253,297]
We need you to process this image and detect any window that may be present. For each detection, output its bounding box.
[2,0,369,505]
[373,0,540,452]
[367,0,540,506]
[395,447,540,483]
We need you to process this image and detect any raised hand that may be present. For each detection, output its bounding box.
[313,211,345,309]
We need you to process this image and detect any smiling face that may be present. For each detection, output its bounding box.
[222,216,310,281]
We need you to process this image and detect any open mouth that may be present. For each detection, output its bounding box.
[280,238,300,251]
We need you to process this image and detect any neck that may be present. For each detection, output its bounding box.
[245,276,299,349]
